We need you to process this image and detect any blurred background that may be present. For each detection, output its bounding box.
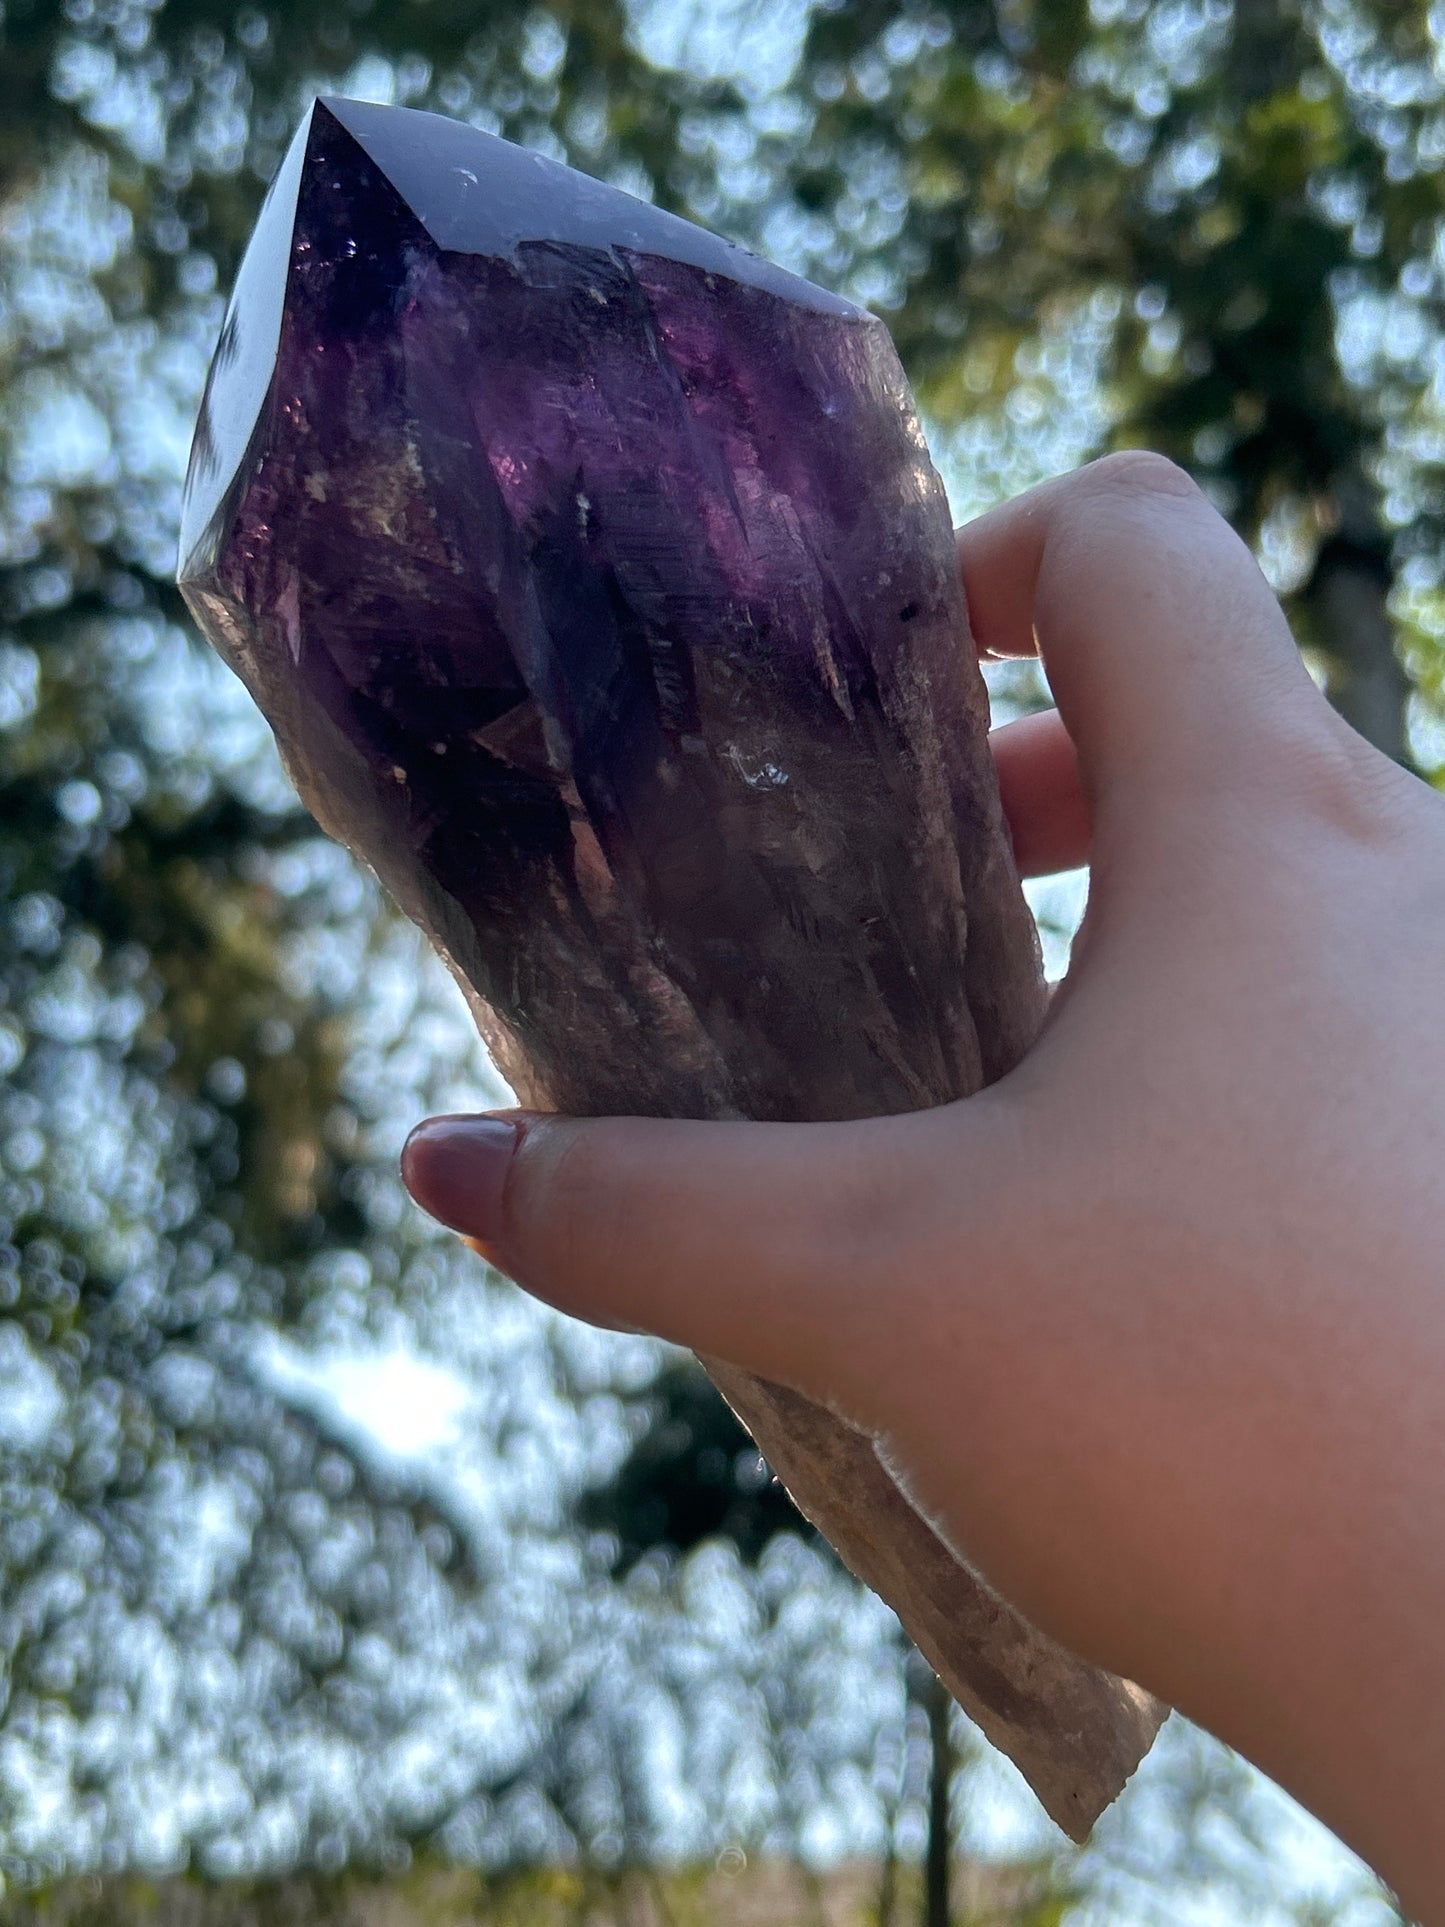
[1,0,1441,1919]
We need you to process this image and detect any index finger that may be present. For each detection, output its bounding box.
[955,453,1316,804]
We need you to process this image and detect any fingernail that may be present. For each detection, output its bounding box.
[401,1114,521,1244]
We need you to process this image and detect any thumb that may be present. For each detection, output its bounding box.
[400,1102,1026,1403]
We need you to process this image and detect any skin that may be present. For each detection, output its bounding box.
[402,453,1445,1920]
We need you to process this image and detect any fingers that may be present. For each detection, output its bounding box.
[991,710,1089,875]
[400,1102,1026,1405]
[957,453,1318,808]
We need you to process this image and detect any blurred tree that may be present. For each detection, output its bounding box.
[714,0,1445,762]
[0,0,717,1883]
[585,1362,983,1927]
[579,1358,812,1572]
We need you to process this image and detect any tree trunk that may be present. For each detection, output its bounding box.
[1228,0,1298,99]
[1303,502,1409,764]
[875,1691,904,1927]
[876,1842,899,1927]
[922,1667,955,1927]
[1223,6,1409,767]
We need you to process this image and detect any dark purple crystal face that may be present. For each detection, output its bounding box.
[180,99,1037,1121]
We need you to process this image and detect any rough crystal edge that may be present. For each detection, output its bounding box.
[706,1363,1167,1842]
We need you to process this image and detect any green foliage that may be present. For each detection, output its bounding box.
[579,1359,821,1572]
[0,0,704,1884]
[761,0,1445,756]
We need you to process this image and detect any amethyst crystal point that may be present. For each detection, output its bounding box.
[180,97,1164,1836]
[180,96,1029,1120]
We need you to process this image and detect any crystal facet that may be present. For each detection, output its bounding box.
[179,98,1164,1834]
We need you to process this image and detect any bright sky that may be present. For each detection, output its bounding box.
[254,1333,472,1458]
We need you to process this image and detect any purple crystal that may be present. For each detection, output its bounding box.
[179,96,1042,1124]
[179,101,1165,1836]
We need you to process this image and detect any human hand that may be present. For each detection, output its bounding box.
[402,453,1445,1917]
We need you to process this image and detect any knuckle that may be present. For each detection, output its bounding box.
[1279,713,1418,848]
[514,1119,630,1281]
[1080,448,1202,505]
